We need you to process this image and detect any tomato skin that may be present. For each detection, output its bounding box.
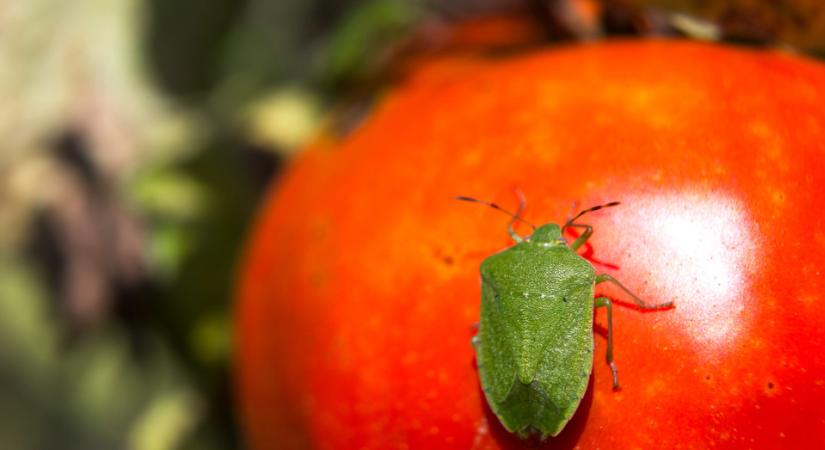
[235,40,825,450]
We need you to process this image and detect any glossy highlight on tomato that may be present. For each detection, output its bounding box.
[235,40,825,449]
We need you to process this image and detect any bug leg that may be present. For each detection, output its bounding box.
[454,194,535,242]
[594,296,620,390]
[595,274,674,309]
[565,200,579,222]
[507,190,527,242]
[565,223,593,251]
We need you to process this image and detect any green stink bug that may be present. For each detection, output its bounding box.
[457,194,673,439]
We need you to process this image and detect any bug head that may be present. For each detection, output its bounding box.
[529,223,565,245]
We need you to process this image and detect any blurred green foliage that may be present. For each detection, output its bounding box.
[0,0,419,449]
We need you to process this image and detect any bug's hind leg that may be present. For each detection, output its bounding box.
[594,296,620,390]
[595,274,673,309]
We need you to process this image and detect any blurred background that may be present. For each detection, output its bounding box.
[1,1,824,449]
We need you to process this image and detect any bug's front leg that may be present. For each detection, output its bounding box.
[565,223,593,251]
[507,190,527,242]
[595,274,673,309]
[562,201,619,248]
[594,296,620,390]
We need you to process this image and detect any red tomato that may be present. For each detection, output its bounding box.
[235,40,825,449]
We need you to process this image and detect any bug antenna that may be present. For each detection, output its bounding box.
[562,201,621,232]
[455,196,536,230]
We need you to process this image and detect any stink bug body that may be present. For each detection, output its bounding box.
[457,195,673,439]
